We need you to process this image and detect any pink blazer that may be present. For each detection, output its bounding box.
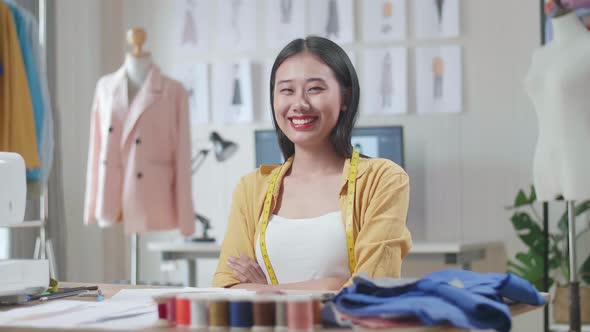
[84,65,195,236]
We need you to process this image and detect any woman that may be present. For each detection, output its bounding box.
[212,36,411,290]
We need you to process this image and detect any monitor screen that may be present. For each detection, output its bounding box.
[254,126,404,168]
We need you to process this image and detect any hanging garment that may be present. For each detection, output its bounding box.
[84,64,195,236]
[326,269,545,332]
[8,3,45,182]
[0,2,40,169]
[7,1,55,194]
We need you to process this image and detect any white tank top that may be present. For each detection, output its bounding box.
[255,211,351,284]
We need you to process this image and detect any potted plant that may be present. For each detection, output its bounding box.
[506,186,590,324]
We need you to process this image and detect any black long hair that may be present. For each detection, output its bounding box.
[269,36,360,160]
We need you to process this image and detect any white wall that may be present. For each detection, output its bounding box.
[55,0,127,283]
[55,0,542,286]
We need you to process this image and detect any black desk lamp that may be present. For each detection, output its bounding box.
[190,131,238,242]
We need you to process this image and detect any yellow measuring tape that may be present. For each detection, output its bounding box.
[259,149,360,285]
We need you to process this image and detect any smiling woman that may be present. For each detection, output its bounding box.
[212,36,412,291]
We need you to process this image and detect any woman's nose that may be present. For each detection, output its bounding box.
[292,99,310,112]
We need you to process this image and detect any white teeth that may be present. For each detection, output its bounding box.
[292,118,315,125]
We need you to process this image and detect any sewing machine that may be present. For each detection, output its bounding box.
[0,152,49,297]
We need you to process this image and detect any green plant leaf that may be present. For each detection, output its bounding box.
[514,190,530,208]
[557,200,590,234]
[507,251,550,290]
[529,185,537,203]
[511,212,545,253]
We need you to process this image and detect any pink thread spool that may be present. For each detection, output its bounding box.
[286,295,314,331]
[166,295,177,326]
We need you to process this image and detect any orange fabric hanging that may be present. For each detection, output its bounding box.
[0,2,40,168]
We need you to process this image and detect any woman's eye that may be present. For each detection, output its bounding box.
[308,86,324,92]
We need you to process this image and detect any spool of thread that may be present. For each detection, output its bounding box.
[166,296,177,326]
[176,296,191,327]
[209,297,230,328]
[274,296,288,330]
[287,295,314,331]
[312,297,322,327]
[229,298,254,329]
[153,294,174,326]
[252,296,275,330]
[186,294,209,329]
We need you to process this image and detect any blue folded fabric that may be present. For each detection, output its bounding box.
[329,269,545,332]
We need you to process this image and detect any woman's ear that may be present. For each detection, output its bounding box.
[341,89,351,112]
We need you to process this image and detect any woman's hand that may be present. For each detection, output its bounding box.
[227,254,268,284]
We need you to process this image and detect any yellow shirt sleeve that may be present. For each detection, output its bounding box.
[212,177,256,288]
[346,166,412,286]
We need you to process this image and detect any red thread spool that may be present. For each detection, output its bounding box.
[154,294,174,324]
[166,297,176,325]
[176,296,191,326]
[287,295,314,331]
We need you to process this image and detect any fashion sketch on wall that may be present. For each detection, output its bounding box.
[168,63,210,125]
[309,0,354,44]
[217,0,257,51]
[381,52,394,108]
[176,0,210,53]
[362,48,407,115]
[326,0,340,39]
[281,0,293,24]
[415,0,459,39]
[362,0,407,42]
[415,46,462,114]
[543,7,590,43]
[213,60,253,124]
[266,0,305,49]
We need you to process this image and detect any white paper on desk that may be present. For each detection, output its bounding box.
[0,288,253,330]
[0,300,156,330]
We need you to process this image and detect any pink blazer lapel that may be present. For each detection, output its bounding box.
[121,65,164,146]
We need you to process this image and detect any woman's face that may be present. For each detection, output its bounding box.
[273,52,344,149]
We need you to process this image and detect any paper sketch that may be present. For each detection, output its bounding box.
[168,63,210,125]
[415,0,459,39]
[266,0,305,49]
[362,48,407,115]
[213,60,253,123]
[217,0,257,51]
[176,0,210,53]
[309,0,354,44]
[415,46,462,114]
[362,0,406,42]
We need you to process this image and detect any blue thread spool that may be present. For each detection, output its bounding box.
[229,298,253,329]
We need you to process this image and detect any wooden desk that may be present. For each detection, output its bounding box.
[0,283,547,332]
[147,241,502,287]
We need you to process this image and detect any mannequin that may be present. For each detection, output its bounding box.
[125,27,152,102]
[524,3,589,330]
[524,10,590,202]
[95,28,152,229]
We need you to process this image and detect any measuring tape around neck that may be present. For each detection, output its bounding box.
[259,149,360,285]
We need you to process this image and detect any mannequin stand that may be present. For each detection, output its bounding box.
[130,233,139,285]
[567,201,581,332]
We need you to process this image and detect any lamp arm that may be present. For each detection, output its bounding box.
[191,149,210,174]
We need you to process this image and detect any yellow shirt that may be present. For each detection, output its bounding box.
[212,156,412,288]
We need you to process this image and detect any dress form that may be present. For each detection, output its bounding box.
[125,27,152,286]
[525,11,590,202]
[524,7,590,331]
[125,27,152,103]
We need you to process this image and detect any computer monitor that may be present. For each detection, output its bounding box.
[254,126,404,168]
